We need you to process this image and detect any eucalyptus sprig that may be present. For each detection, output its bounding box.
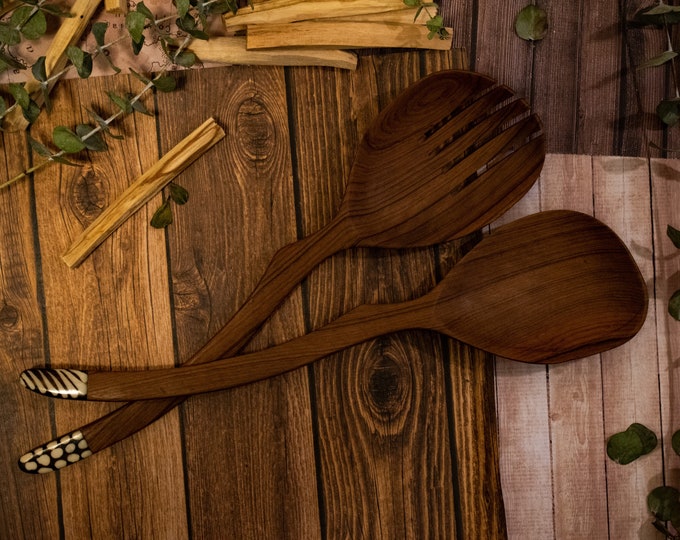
[607,421,680,538]
[633,1,680,126]
[402,0,449,40]
[0,0,238,226]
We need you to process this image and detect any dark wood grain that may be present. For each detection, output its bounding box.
[0,128,61,539]
[28,74,186,538]
[157,66,320,539]
[287,49,500,538]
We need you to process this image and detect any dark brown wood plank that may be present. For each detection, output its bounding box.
[0,128,61,539]
[29,74,187,538]
[287,49,505,538]
[156,66,320,539]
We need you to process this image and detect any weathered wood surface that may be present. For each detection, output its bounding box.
[0,43,510,538]
[3,1,680,539]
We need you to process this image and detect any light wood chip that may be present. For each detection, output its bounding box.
[62,118,226,268]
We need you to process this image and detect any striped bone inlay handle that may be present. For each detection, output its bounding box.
[20,368,88,399]
[19,430,92,473]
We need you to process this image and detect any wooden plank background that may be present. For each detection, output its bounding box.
[3,1,680,539]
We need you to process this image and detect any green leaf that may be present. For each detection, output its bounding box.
[131,98,152,116]
[21,99,40,123]
[425,15,447,39]
[125,10,146,44]
[606,423,657,464]
[174,50,197,67]
[150,200,173,228]
[648,486,680,525]
[135,1,155,20]
[169,183,189,204]
[10,6,33,27]
[92,21,108,46]
[50,154,80,166]
[0,49,25,70]
[107,91,133,114]
[672,430,680,456]
[20,10,46,40]
[131,35,145,55]
[86,108,124,140]
[152,74,176,92]
[31,56,47,82]
[657,98,680,126]
[627,423,657,454]
[176,13,209,40]
[52,126,86,153]
[515,4,548,41]
[0,22,21,46]
[669,289,680,320]
[175,0,190,19]
[667,224,680,248]
[75,124,108,151]
[66,46,93,78]
[129,68,151,85]
[8,83,29,109]
[28,135,54,158]
[40,3,74,17]
[637,50,678,70]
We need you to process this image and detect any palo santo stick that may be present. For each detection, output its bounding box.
[224,0,407,28]
[228,7,432,33]
[321,7,433,24]
[62,118,225,268]
[246,21,453,50]
[104,0,127,14]
[3,0,102,131]
[189,36,357,69]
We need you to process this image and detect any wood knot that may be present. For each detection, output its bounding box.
[69,167,106,223]
[236,97,275,162]
[0,302,19,329]
[359,339,412,434]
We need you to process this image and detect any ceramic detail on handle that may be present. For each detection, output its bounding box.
[20,368,88,399]
[18,430,92,473]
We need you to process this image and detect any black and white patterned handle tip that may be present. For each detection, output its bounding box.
[20,368,88,399]
[18,430,92,473]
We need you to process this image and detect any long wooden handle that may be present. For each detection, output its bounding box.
[23,294,435,401]
[18,213,356,472]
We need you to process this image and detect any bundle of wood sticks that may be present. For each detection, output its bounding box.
[223,0,452,52]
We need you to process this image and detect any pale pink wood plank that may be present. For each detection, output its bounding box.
[540,154,609,539]
[650,158,680,491]
[593,157,660,539]
[493,168,555,539]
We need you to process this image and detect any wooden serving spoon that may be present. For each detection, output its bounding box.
[22,211,648,403]
[17,70,544,472]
